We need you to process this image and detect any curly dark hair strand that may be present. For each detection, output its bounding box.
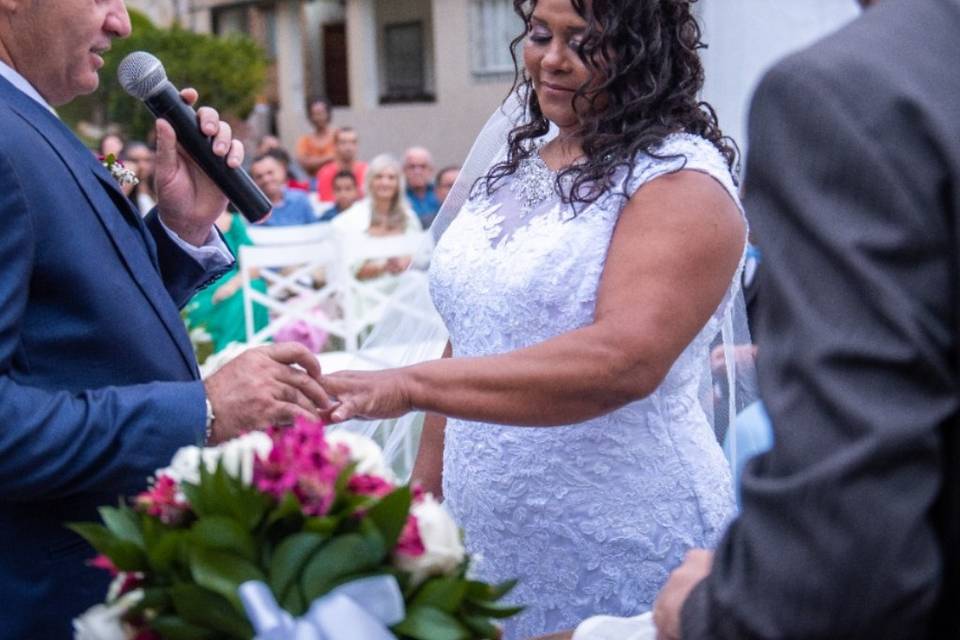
[479,0,739,209]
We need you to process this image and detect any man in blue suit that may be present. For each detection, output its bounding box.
[0,0,335,635]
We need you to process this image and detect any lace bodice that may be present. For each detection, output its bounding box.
[428,134,741,639]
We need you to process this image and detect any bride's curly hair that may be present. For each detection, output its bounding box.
[480,0,738,207]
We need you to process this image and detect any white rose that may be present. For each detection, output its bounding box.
[158,445,203,485]
[217,431,274,485]
[325,430,394,480]
[72,590,143,640]
[156,431,273,487]
[395,495,465,584]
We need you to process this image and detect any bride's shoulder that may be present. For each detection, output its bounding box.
[625,133,738,204]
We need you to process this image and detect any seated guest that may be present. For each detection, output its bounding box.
[316,127,367,202]
[295,96,336,179]
[402,146,439,225]
[264,147,310,191]
[184,210,268,353]
[120,140,157,216]
[425,164,460,227]
[333,154,421,238]
[435,165,459,205]
[98,131,124,159]
[319,170,360,222]
[334,154,423,293]
[251,153,318,227]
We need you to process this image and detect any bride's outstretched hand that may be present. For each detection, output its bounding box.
[322,370,414,423]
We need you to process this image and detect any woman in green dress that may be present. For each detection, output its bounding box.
[185,211,268,354]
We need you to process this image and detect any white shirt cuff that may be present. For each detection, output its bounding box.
[573,612,656,640]
[158,217,234,271]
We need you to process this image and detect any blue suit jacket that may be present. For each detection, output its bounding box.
[0,76,230,637]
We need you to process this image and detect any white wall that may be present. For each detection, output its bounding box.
[336,0,512,169]
[699,0,862,158]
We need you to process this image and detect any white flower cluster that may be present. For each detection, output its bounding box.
[157,430,274,487]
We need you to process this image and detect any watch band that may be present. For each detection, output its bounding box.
[204,397,215,443]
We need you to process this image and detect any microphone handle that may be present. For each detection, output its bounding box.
[144,82,272,223]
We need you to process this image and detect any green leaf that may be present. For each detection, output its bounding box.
[264,492,305,531]
[366,487,412,551]
[133,587,172,613]
[106,539,149,572]
[149,615,216,640]
[228,481,270,531]
[412,576,467,613]
[145,529,187,574]
[191,516,256,562]
[464,600,525,619]
[280,584,306,616]
[269,532,326,603]
[300,533,383,602]
[98,506,144,547]
[465,578,518,602]
[303,515,340,537]
[179,481,206,516]
[69,522,150,572]
[392,605,471,640]
[189,547,266,613]
[460,614,500,639]
[170,584,253,638]
[67,523,116,555]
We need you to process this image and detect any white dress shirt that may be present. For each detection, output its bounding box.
[0,59,232,270]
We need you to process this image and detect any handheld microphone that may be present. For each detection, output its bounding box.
[117,51,272,223]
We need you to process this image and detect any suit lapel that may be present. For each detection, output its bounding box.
[2,83,199,376]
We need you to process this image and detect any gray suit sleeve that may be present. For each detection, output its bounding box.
[681,56,957,639]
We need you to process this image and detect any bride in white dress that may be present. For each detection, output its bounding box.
[322,0,752,637]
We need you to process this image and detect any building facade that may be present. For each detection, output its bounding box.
[179,0,860,172]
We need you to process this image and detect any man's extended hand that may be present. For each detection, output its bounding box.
[653,550,713,640]
[154,88,244,246]
[203,343,338,443]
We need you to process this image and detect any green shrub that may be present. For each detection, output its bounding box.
[62,10,267,142]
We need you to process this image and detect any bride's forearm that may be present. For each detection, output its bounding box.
[402,325,666,426]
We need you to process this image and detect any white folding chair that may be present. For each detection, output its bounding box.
[239,237,364,351]
[339,231,436,339]
[246,222,334,246]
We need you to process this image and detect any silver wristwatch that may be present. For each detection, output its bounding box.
[204,397,215,443]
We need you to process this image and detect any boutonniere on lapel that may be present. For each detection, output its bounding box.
[100,153,139,187]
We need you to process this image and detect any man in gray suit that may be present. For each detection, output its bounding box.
[653,0,959,638]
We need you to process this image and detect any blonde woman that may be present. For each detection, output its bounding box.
[333,153,422,279]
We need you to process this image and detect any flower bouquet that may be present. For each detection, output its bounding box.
[71,419,520,639]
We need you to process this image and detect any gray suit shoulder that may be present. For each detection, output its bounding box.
[754,0,960,147]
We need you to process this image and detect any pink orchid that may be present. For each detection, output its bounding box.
[348,474,394,498]
[253,417,346,517]
[395,514,426,558]
[88,554,119,577]
[135,474,190,525]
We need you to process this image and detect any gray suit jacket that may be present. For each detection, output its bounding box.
[682,1,960,637]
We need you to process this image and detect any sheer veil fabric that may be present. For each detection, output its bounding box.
[327,88,756,489]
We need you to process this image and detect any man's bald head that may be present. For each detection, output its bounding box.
[403,146,435,191]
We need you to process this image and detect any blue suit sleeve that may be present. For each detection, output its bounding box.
[0,143,208,502]
[144,209,234,309]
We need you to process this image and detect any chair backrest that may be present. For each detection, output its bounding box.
[239,237,362,350]
[339,232,434,330]
[247,222,334,246]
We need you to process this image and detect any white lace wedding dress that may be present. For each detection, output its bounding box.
[428,134,742,639]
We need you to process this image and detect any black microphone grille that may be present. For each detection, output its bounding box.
[118,51,167,100]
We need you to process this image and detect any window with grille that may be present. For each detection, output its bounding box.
[470,0,521,76]
[381,21,433,103]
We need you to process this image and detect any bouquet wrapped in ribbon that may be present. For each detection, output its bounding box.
[71,419,520,639]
